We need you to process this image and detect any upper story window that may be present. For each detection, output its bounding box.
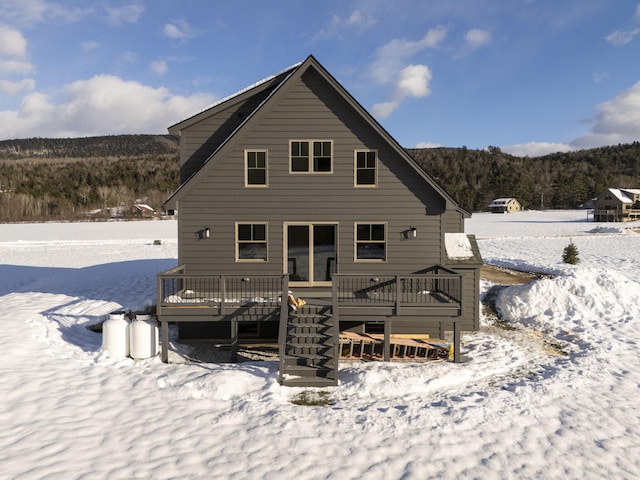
[355,222,386,261]
[245,150,267,186]
[236,223,267,261]
[290,140,333,173]
[355,150,377,186]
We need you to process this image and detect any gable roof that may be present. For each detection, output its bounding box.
[488,197,519,207]
[165,55,467,216]
[605,188,640,204]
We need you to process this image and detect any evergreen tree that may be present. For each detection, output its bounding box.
[562,240,580,265]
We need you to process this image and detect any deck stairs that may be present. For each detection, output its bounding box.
[280,305,338,387]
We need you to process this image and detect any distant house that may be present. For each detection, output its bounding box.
[156,55,483,386]
[593,188,640,222]
[131,203,155,218]
[488,198,521,213]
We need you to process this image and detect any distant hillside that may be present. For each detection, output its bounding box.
[0,135,180,222]
[0,135,639,222]
[0,134,179,159]
[408,142,640,212]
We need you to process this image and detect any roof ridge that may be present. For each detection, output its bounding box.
[174,61,303,125]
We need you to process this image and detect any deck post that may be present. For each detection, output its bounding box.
[453,320,461,363]
[230,318,238,363]
[161,320,169,363]
[383,319,391,361]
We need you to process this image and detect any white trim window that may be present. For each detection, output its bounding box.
[290,140,333,173]
[236,222,267,261]
[355,150,377,186]
[355,222,386,261]
[245,150,268,186]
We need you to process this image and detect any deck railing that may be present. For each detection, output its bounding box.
[331,266,462,310]
[157,266,288,315]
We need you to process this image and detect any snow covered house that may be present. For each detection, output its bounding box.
[593,188,640,222]
[488,197,521,213]
[156,55,483,386]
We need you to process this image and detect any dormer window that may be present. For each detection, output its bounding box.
[290,140,333,173]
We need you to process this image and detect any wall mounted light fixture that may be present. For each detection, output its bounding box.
[195,227,210,240]
[410,226,417,238]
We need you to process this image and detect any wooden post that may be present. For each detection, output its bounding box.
[230,318,238,363]
[453,320,461,363]
[384,319,391,361]
[161,320,169,363]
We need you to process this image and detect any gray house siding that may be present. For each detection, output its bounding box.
[173,67,453,278]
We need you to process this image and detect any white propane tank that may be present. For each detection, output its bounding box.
[101,311,130,358]
[130,312,159,360]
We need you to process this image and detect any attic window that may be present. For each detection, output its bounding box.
[355,150,377,186]
[290,140,333,173]
[245,150,267,186]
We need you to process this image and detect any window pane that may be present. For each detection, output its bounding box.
[357,243,385,260]
[252,223,266,241]
[239,243,267,260]
[357,169,375,185]
[356,224,370,241]
[248,169,265,185]
[314,157,331,172]
[291,157,309,172]
[238,224,252,240]
[371,224,385,241]
[255,151,266,168]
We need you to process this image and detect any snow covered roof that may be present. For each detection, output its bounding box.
[169,61,303,128]
[445,233,474,259]
[608,188,635,203]
[488,198,518,207]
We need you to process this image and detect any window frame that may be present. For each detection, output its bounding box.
[289,140,333,174]
[354,150,378,187]
[244,149,268,187]
[354,222,387,262]
[236,222,268,262]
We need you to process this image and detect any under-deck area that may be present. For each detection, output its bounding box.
[157,266,464,386]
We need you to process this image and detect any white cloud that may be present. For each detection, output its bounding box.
[150,60,168,76]
[82,41,100,52]
[163,20,194,40]
[502,142,573,157]
[415,141,441,148]
[106,3,144,26]
[0,59,35,75]
[0,0,93,25]
[606,3,640,45]
[369,26,446,84]
[369,28,443,119]
[0,75,216,139]
[605,27,640,46]
[373,64,433,118]
[465,28,491,49]
[395,64,432,99]
[312,9,376,42]
[571,81,640,149]
[371,101,398,119]
[0,78,35,95]
[0,26,27,56]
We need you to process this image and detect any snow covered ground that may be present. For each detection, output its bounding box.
[1,211,639,479]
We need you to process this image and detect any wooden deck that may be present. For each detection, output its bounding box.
[156,267,464,367]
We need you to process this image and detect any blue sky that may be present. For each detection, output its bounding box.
[1,0,639,156]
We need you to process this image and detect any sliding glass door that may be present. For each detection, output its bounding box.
[286,224,337,286]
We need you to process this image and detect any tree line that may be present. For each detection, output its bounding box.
[407,142,640,212]
[0,135,639,222]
